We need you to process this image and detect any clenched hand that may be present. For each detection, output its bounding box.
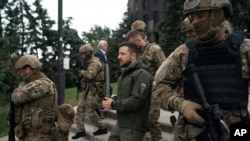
[180,100,205,125]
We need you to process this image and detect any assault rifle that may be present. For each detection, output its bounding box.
[8,99,16,141]
[75,59,89,100]
[186,64,230,141]
[75,79,81,100]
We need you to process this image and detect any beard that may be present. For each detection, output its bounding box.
[120,60,132,68]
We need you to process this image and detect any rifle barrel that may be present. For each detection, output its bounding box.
[188,64,210,109]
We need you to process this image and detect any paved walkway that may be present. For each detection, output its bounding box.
[1,96,250,141]
[0,109,175,141]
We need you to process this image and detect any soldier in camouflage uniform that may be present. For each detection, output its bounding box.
[181,17,232,40]
[72,44,107,139]
[131,20,148,41]
[181,17,196,40]
[12,54,59,141]
[126,24,166,141]
[153,0,250,140]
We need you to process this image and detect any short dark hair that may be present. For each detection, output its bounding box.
[119,41,139,56]
[125,30,142,41]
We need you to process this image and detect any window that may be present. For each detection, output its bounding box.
[143,15,148,24]
[153,0,158,3]
[134,0,138,11]
[143,0,148,8]
[153,11,159,23]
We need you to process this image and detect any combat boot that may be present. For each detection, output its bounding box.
[71,132,86,139]
[93,127,108,135]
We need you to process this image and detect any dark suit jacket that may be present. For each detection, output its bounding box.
[94,49,107,63]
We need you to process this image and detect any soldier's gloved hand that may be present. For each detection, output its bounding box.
[179,100,205,125]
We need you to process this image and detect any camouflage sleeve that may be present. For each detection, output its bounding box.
[240,38,250,79]
[153,44,188,112]
[152,44,166,68]
[80,60,102,80]
[12,79,51,104]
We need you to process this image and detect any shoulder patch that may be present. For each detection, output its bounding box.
[140,83,147,94]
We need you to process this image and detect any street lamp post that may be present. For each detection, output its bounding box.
[57,0,64,105]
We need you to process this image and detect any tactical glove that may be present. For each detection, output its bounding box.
[180,100,205,125]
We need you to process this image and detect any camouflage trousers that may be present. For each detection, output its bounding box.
[75,90,106,132]
[143,104,162,141]
[21,132,51,141]
[173,108,250,141]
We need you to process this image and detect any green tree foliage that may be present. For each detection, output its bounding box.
[81,25,112,49]
[79,12,136,82]
[230,0,250,38]
[1,0,248,96]
[27,0,59,83]
[108,12,137,81]
[158,0,185,57]
[63,17,83,87]
[0,0,83,95]
[0,0,22,94]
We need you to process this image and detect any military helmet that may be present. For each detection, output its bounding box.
[79,44,94,54]
[181,17,193,33]
[183,0,233,18]
[15,54,42,70]
[131,20,146,32]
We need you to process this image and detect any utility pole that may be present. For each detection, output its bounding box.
[57,0,64,105]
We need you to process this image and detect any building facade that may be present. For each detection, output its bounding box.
[128,0,166,43]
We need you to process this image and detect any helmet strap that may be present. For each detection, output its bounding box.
[194,9,226,44]
[23,68,44,83]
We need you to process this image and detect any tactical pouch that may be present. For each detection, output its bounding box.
[14,107,23,123]
[37,123,53,134]
[80,79,87,89]
[50,126,60,141]
[14,124,24,139]
[96,83,105,98]
[95,71,104,81]
[31,108,43,128]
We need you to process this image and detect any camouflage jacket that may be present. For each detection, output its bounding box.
[138,42,166,76]
[79,56,104,96]
[12,75,58,127]
[112,60,153,132]
[153,36,250,112]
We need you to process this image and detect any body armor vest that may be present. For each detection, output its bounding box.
[184,33,248,109]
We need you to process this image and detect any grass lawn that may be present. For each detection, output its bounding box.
[0,82,118,137]
[0,106,8,137]
[65,82,117,106]
[0,94,10,137]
